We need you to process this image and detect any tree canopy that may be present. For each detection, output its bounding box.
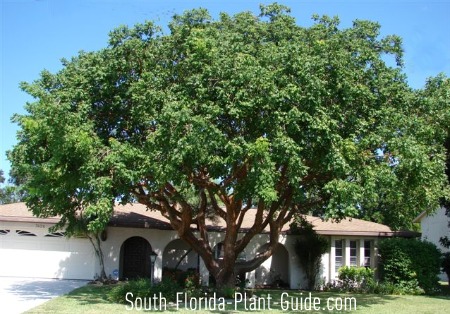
[0,169,25,204]
[359,75,450,229]
[8,4,449,287]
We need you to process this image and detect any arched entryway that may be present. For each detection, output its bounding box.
[120,236,152,280]
[255,243,290,288]
[162,239,199,271]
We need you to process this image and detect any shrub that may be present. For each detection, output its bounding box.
[378,238,441,294]
[108,278,152,303]
[162,267,200,288]
[323,277,423,295]
[291,217,329,290]
[157,276,184,300]
[441,252,450,285]
[338,266,375,292]
[370,281,424,295]
[220,287,236,299]
[184,273,204,298]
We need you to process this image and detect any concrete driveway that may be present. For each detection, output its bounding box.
[0,276,88,314]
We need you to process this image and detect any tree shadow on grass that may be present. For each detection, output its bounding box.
[62,286,408,313]
[65,284,181,312]
[418,282,450,301]
[63,284,113,305]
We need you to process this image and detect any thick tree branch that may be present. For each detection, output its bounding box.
[196,188,209,244]
[207,188,227,220]
[235,220,281,274]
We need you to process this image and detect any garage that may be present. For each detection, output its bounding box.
[0,203,97,280]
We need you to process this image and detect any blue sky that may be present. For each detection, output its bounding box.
[1,0,449,182]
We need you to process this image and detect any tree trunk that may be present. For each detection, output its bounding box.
[87,233,107,281]
[134,180,296,290]
[215,267,236,295]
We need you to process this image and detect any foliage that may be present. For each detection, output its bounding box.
[370,281,424,295]
[419,76,450,188]
[184,273,202,297]
[378,238,441,294]
[291,216,329,290]
[108,274,213,304]
[0,169,25,204]
[359,75,450,230]
[60,210,108,280]
[441,236,450,249]
[424,78,450,272]
[162,267,200,288]
[219,287,236,299]
[0,185,25,204]
[338,266,375,293]
[442,252,450,285]
[108,278,152,303]
[324,266,423,295]
[8,3,450,287]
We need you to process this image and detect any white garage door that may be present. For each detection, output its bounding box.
[0,226,97,280]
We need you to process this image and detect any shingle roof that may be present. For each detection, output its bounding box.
[0,202,418,237]
[304,216,394,236]
[0,202,60,223]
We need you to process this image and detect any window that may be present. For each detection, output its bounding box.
[215,243,224,260]
[335,239,343,273]
[363,240,372,267]
[350,240,358,267]
[16,230,37,236]
[45,232,65,238]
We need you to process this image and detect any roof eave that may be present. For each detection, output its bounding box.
[0,216,60,224]
[311,230,420,238]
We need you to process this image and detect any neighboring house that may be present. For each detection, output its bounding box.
[0,203,418,289]
[414,207,450,281]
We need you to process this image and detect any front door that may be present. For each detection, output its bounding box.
[121,236,151,279]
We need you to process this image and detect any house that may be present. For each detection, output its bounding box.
[0,202,418,289]
[414,207,450,281]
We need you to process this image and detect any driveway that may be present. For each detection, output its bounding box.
[0,276,88,314]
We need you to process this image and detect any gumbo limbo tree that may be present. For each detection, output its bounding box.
[8,5,449,288]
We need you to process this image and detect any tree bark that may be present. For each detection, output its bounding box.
[87,233,107,281]
[132,174,301,289]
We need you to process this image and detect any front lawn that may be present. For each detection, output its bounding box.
[26,284,449,314]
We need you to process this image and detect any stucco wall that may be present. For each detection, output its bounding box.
[420,207,450,251]
[101,226,178,280]
[101,228,304,289]
[419,207,449,281]
[0,220,380,287]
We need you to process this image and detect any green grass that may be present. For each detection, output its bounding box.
[26,284,450,314]
[24,284,124,314]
